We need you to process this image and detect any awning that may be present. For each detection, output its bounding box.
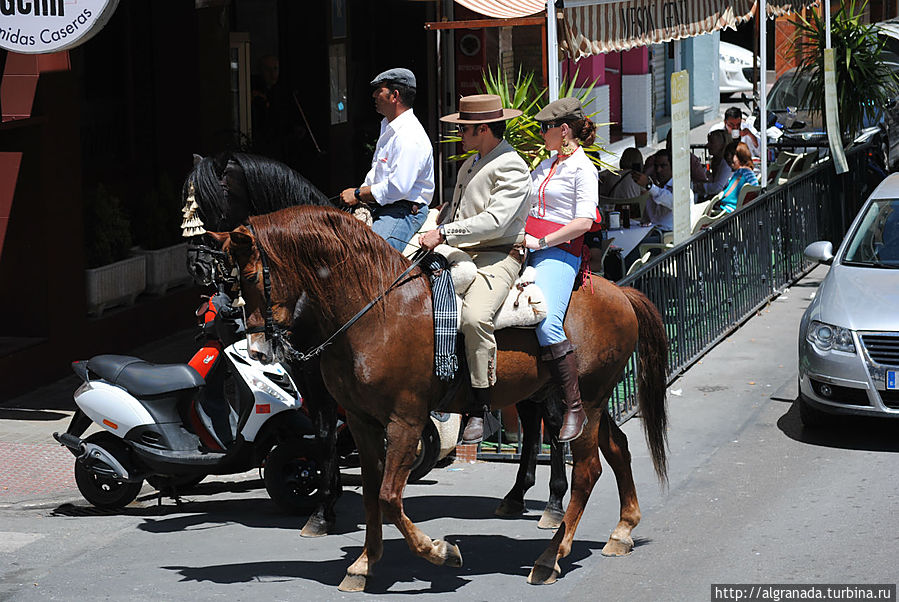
[454,0,546,19]
[561,0,817,59]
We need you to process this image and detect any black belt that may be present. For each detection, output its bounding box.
[373,200,425,214]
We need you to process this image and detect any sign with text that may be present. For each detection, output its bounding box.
[823,49,848,174]
[0,0,119,54]
[670,70,691,243]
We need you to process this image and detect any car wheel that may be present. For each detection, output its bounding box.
[73,432,143,509]
[408,419,441,483]
[798,396,835,428]
[264,439,324,515]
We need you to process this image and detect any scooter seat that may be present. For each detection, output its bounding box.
[88,355,205,397]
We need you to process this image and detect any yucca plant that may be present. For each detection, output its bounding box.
[443,67,613,170]
[791,0,899,141]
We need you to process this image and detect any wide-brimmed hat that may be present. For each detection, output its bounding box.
[534,97,585,123]
[440,94,522,124]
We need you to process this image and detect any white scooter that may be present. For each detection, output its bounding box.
[54,292,323,512]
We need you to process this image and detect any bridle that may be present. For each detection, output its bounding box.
[240,223,430,365]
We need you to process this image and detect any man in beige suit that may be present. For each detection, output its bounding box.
[419,94,531,443]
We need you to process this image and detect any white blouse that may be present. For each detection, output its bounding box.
[528,146,599,225]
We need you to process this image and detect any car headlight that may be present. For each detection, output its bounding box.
[807,320,856,353]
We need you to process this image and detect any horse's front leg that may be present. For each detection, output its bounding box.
[338,412,385,592]
[382,418,463,568]
[302,393,341,537]
[495,398,540,517]
[529,405,603,585]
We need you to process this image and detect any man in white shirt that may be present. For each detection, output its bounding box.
[633,148,675,232]
[340,68,434,251]
[709,106,760,158]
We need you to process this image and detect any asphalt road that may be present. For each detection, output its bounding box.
[1,265,897,601]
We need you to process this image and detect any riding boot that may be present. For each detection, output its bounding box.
[461,388,500,444]
[542,341,588,443]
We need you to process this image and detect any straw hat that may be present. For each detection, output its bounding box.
[440,94,522,124]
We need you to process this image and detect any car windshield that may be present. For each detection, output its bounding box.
[768,72,809,112]
[842,199,899,268]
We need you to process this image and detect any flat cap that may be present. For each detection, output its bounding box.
[370,67,416,89]
[535,97,585,122]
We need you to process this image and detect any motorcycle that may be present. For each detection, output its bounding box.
[54,291,324,512]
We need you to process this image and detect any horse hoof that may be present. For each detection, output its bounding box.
[601,535,634,557]
[434,539,463,567]
[527,562,560,585]
[537,509,563,530]
[300,516,330,538]
[338,573,367,592]
[494,498,525,517]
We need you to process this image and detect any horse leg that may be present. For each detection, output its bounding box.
[495,398,540,517]
[528,405,603,585]
[338,412,385,593]
[380,419,463,568]
[596,408,642,557]
[301,395,341,537]
[538,395,568,530]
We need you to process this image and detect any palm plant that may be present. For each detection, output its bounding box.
[791,0,899,141]
[443,67,613,170]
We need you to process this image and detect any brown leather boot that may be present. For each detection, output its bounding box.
[461,388,496,444]
[543,344,588,443]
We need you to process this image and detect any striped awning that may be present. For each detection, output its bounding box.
[561,0,817,59]
[454,0,546,19]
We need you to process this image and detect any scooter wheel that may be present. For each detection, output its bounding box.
[74,432,143,509]
[264,439,324,515]
[408,419,441,483]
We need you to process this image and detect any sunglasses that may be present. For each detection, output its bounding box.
[457,124,480,134]
[540,121,563,133]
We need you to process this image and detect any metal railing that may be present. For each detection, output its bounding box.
[476,142,875,460]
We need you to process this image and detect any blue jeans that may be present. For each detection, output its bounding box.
[528,246,581,346]
[371,201,428,252]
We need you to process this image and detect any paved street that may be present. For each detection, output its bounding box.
[1,265,897,600]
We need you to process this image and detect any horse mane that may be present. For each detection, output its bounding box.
[182,152,329,232]
[248,206,425,324]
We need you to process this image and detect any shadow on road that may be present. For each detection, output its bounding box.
[778,401,899,452]
[0,408,70,421]
[159,531,614,594]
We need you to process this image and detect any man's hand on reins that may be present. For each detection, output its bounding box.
[418,226,445,251]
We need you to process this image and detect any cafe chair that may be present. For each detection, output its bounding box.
[638,231,674,259]
[625,251,653,276]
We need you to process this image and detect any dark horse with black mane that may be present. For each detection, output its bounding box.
[182,151,345,536]
[210,204,669,590]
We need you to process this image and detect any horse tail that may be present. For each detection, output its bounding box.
[621,286,669,485]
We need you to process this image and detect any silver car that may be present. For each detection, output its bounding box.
[798,173,899,426]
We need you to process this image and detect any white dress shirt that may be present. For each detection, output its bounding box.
[363,109,435,206]
[528,147,599,225]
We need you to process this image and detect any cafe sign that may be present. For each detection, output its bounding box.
[0,0,119,54]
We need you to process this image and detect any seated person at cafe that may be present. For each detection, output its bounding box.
[713,141,758,214]
[702,129,733,200]
[710,106,760,159]
[644,130,708,196]
[600,147,645,201]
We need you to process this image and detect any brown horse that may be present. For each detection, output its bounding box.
[210,204,668,591]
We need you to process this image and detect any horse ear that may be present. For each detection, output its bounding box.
[229,227,255,249]
[193,153,204,167]
[206,231,230,248]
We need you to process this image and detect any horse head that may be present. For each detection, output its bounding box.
[207,226,295,365]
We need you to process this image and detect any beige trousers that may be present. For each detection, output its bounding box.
[459,249,522,388]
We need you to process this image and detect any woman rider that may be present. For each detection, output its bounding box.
[523,97,599,442]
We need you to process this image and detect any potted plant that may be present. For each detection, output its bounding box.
[84,185,146,317]
[131,174,191,295]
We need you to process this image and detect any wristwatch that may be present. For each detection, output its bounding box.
[354,187,361,201]
[437,224,446,240]
[538,237,548,250]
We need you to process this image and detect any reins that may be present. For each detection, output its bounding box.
[244,221,429,364]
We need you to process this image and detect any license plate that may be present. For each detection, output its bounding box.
[888,370,898,390]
